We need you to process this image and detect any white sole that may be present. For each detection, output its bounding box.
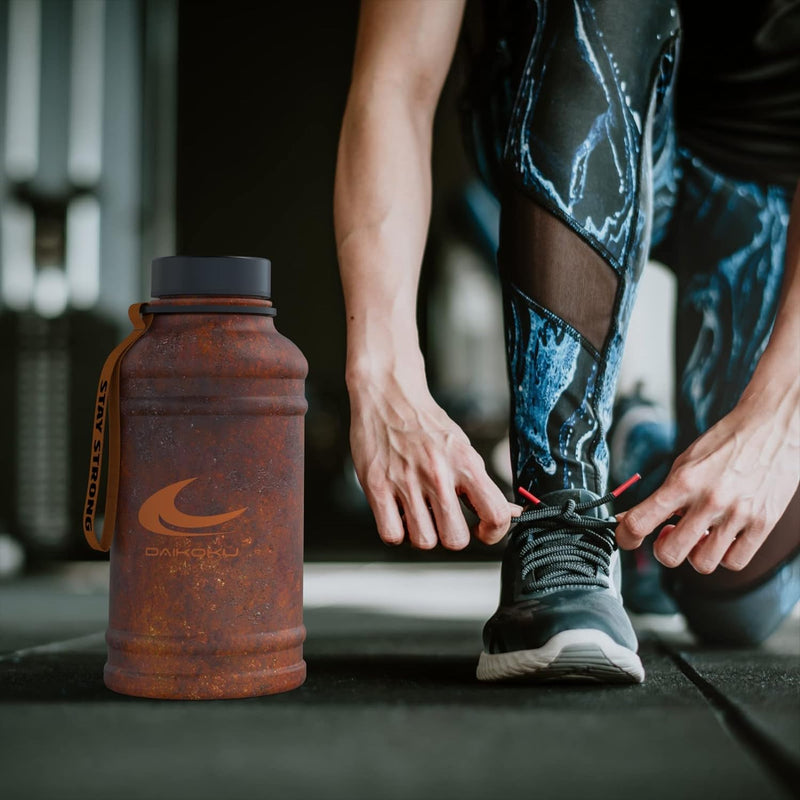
[476,629,645,684]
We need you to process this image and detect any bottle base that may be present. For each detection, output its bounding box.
[104,658,306,700]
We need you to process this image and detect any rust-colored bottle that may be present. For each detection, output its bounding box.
[84,256,307,699]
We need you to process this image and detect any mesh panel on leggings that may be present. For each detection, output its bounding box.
[498,187,618,353]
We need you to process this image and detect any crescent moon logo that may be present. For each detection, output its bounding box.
[138,478,247,536]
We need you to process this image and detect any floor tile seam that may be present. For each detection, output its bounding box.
[0,631,106,662]
[659,641,800,799]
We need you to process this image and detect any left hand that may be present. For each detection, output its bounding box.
[615,399,800,574]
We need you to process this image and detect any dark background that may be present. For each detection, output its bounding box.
[177,1,362,556]
[177,1,359,386]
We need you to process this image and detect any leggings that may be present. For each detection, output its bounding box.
[481,0,799,644]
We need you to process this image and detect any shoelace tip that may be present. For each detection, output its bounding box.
[517,487,541,505]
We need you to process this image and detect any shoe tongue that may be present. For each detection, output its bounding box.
[538,488,608,519]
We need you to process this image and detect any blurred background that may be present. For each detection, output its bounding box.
[0,0,673,573]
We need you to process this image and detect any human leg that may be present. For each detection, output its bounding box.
[499,0,680,496]
[477,0,681,681]
[608,388,681,617]
[653,154,800,645]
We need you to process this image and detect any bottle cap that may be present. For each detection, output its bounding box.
[150,256,272,299]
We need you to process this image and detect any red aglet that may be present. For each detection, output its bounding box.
[611,473,642,497]
[518,487,541,505]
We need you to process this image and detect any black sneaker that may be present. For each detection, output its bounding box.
[608,386,681,622]
[477,487,644,684]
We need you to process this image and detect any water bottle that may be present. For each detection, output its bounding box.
[83,256,308,699]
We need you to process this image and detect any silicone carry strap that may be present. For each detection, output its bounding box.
[82,303,152,552]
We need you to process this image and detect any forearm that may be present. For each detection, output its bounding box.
[334,0,465,393]
[335,86,433,389]
[331,0,513,551]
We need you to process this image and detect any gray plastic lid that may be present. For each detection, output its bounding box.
[150,256,271,299]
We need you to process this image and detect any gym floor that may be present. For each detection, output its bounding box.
[1,562,798,800]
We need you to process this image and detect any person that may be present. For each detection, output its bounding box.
[334,0,800,683]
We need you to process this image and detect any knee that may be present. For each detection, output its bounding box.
[678,601,781,648]
[507,0,681,137]
[504,0,681,265]
[667,556,800,647]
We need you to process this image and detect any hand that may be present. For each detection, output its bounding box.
[348,371,520,550]
[615,400,800,573]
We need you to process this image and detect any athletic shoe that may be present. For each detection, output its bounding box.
[477,486,645,684]
[608,383,673,491]
[621,543,686,635]
[608,386,681,620]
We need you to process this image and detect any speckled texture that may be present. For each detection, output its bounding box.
[105,296,308,699]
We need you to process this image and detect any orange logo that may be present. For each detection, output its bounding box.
[138,477,247,536]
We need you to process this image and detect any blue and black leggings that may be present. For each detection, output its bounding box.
[481,0,799,642]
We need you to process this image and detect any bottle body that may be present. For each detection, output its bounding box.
[104,297,307,699]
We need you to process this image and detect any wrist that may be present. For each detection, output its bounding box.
[345,350,428,396]
[736,351,800,445]
[345,311,427,389]
[739,345,800,413]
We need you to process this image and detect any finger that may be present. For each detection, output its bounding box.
[402,491,439,550]
[654,508,713,568]
[461,495,523,521]
[615,479,686,549]
[427,490,471,551]
[457,471,512,545]
[616,510,681,550]
[365,487,406,546]
[687,518,741,574]
[656,523,677,542]
[720,523,769,571]
[614,510,638,550]
[630,522,675,557]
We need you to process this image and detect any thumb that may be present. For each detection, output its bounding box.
[615,509,645,550]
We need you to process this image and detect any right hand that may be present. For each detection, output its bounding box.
[348,372,521,551]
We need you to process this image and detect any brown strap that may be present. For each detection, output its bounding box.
[82,303,152,551]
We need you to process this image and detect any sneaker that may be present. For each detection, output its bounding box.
[608,383,674,491]
[608,386,681,621]
[477,487,645,684]
[621,537,684,632]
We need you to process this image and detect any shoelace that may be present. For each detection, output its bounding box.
[512,475,640,592]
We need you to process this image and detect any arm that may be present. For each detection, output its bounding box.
[335,0,519,550]
[616,181,800,571]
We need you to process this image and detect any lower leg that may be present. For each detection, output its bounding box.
[659,162,799,641]
[499,188,626,497]
[479,0,680,682]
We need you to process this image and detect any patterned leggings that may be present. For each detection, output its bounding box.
[477,0,798,642]
[497,0,789,496]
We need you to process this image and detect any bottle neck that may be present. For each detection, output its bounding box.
[143,296,275,317]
